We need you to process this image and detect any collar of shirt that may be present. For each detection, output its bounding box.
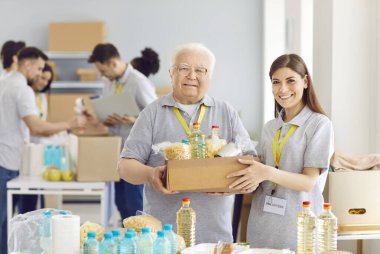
[159,93,216,108]
[114,63,133,86]
[274,105,313,129]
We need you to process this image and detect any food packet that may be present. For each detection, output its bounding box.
[216,135,258,157]
[152,141,190,160]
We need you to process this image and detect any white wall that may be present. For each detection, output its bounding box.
[0,0,263,136]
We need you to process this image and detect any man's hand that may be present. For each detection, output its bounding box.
[148,166,178,195]
[104,114,136,126]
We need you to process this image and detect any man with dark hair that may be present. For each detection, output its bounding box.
[0,46,86,253]
[88,43,157,222]
[0,40,26,80]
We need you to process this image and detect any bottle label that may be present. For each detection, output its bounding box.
[263,195,287,216]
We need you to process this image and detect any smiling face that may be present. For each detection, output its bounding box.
[170,50,211,104]
[32,70,52,92]
[271,67,308,117]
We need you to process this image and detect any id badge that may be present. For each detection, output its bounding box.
[263,195,287,216]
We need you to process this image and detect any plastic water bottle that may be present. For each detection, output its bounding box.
[112,229,123,253]
[188,122,206,159]
[40,210,52,254]
[163,224,177,254]
[153,231,170,254]
[83,231,99,254]
[99,232,116,254]
[318,203,337,253]
[120,232,138,254]
[137,227,154,254]
[296,201,316,254]
[176,197,196,247]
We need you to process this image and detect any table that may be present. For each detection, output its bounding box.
[338,232,380,254]
[7,175,109,233]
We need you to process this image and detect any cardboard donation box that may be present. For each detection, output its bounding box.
[166,155,253,192]
[329,171,380,231]
[48,21,106,52]
[69,134,121,182]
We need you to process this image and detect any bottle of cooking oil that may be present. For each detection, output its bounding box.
[188,122,206,159]
[297,201,316,254]
[206,125,227,158]
[176,197,196,247]
[317,203,337,253]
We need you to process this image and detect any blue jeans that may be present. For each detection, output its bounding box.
[0,166,19,254]
[114,180,143,222]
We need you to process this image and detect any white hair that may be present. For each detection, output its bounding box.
[171,42,216,78]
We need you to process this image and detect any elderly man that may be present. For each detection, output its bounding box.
[118,42,251,243]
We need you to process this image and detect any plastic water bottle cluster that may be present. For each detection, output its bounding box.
[82,224,178,254]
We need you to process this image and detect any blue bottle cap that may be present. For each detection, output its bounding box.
[164,224,172,231]
[43,210,52,216]
[127,228,136,232]
[112,229,120,236]
[125,232,133,239]
[59,211,67,215]
[157,231,164,237]
[181,139,189,144]
[87,231,96,238]
[104,232,112,239]
[141,227,150,234]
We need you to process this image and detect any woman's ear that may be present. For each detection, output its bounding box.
[303,75,308,89]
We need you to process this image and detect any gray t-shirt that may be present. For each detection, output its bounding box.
[0,72,38,170]
[121,93,251,243]
[247,106,334,251]
[102,64,157,143]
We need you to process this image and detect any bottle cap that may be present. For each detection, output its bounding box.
[164,224,173,231]
[323,203,332,209]
[212,125,220,129]
[112,229,120,236]
[59,211,67,215]
[181,139,189,144]
[141,227,150,234]
[302,201,311,207]
[43,210,52,216]
[125,232,133,239]
[182,197,190,204]
[104,232,112,239]
[193,122,200,128]
[87,231,96,238]
[157,231,164,237]
[127,228,136,232]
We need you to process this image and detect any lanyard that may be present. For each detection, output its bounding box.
[173,104,206,135]
[271,124,297,195]
[113,83,123,94]
[35,93,44,118]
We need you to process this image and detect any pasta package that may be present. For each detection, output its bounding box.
[80,221,104,249]
[123,214,162,233]
[152,141,190,160]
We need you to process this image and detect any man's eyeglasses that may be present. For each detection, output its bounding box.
[172,63,208,77]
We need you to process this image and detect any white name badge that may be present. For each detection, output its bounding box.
[263,195,287,216]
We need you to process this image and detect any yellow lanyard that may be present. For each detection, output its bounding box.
[35,94,44,118]
[113,83,123,94]
[271,124,297,195]
[173,104,207,135]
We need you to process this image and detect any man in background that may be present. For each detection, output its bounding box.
[88,43,157,222]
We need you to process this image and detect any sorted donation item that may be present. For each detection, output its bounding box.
[318,203,337,253]
[206,125,227,158]
[176,197,196,247]
[52,214,80,254]
[296,201,316,254]
[188,122,206,159]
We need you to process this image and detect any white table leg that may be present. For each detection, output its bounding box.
[100,190,106,227]
[7,191,13,236]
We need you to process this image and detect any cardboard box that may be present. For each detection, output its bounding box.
[69,134,121,182]
[328,171,380,226]
[166,155,253,192]
[49,22,106,52]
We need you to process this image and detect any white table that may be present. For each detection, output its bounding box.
[338,232,380,254]
[7,175,109,233]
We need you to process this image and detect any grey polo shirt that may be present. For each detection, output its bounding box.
[102,64,157,144]
[121,93,251,243]
[247,106,334,251]
[0,72,38,170]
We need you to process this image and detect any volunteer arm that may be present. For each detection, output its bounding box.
[118,158,177,195]
[23,114,86,137]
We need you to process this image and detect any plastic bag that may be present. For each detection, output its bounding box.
[8,208,71,254]
[152,141,190,160]
[216,136,258,157]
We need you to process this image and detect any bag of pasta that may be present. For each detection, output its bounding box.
[152,141,190,160]
[123,211,162,233]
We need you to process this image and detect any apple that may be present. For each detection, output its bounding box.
[61,171,75,181]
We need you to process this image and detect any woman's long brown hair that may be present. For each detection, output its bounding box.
[269,54,326,118]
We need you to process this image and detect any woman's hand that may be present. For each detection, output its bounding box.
[227,159,272,193]
[148,165,178,195]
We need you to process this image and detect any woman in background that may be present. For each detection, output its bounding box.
[0,40,26,80]
[130,47,160,77]
[228,54,334,251]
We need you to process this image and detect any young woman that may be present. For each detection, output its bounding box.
[228,54,334,251]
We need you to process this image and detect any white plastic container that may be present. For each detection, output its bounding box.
[181,243,294,254]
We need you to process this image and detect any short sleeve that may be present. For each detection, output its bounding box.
[134,80,157,110]
[17,86,38,118]
[304,116,334,170]
[120,107,154,164]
